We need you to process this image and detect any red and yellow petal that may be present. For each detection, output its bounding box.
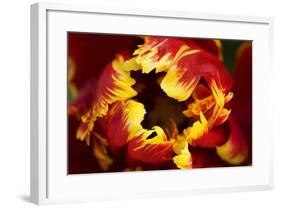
[128,126,173,164]
[100,100,146,150]
[182,82,233,145]
[216,117,249,165]
[189,127,227,148]
[190,39,223,61]
[134,36,233,104]
[76,121,94,146]
[77,53,139,143]
[134,36,190,74]
[183,112,209,145]
[213,108,232,127]
[92,132,113,171]
[172,134,192,169]
[183,95,215,118]
[160,50,201,102]
[182,90,232,148]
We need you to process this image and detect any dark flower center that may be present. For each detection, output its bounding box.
[131,71,191,136]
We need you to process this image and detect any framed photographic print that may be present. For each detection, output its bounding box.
[30,2,274,205]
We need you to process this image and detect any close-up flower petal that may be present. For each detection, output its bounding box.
[216,117,249,165]
[172,134,192,169]
[76,53,139,144]
[67,33,252,173]
[98,100,146,150]
[128,126,173,165]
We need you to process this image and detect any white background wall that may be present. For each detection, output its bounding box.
[0,0,280,207]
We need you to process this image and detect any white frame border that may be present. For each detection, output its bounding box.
[30,2,274,205]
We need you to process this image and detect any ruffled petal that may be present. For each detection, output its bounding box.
[128,126,173,164]
[160,52,201,101]
[92,132,113,171]
[100,100,146,150]
[213,108,232,127]
[172,134,192,169]
[183,112,209,144]
[182,85,215,118]
[216,117,249,165]
[134,36,189,74]
[182,84,233,147]
[134,37,233,103]
[77,54,139,143]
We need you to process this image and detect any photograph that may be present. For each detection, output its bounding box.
[67,33,252,174]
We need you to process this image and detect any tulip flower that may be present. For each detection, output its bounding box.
[68,33,252,173]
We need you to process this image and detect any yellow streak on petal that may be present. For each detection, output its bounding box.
[92,132,113,171]
[144,126,167,144]
[172,134,192,169]
[155,45,192,73]
[183,95,215,118]
[76,54,139,144]
[214,108,232,126]
[155,53,172,73]
[160,66,199,102]
[225,91,234,103]
[210,80,225,108]
[208,80,226,127]
[134,41,193,75]
[214,40,223,61]
[133,126,170,151]
[159,49,201,102]
[76,121,94,146]
[173,152,192,169]
[172,134,187,155]
[112,55,138,100]
[184,112,209,143]
[135,45,158,73]
[123,100,146,141]
[179,49,200,58]
[216,135,248,165]
[122,57,141,72]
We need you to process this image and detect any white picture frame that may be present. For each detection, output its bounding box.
[30,2,274,205]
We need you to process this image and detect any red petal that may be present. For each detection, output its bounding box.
[98,100,146,150]
[68,82,95,118]
[68,33,140,87]
[77,53,138,142]
[216,117,249,165]
[135,36,233,100]
[188,39,223,61]
[189,127,228,148]
[128,128,173,164]
[232,43,252,129]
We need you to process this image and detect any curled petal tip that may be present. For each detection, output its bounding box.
[184,111,209,145]
[173,152,192,169]
[172,135,192,169]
